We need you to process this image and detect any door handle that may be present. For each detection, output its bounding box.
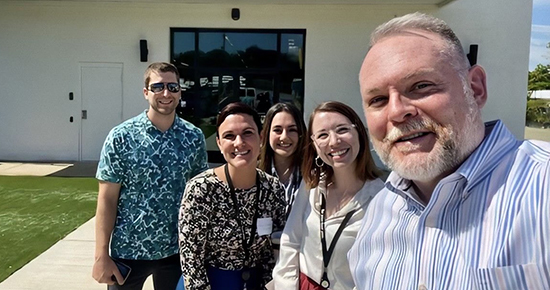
[82,110,87,120]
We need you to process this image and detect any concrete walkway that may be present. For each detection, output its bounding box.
[0,162,72,176]
[0,162,154,290]
[0,218,154,290]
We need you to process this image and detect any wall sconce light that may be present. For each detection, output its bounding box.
[467,44,478,66]
[140,39,148,62]
[231,8,240,21]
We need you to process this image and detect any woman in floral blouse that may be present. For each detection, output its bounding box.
[178,102,286,290]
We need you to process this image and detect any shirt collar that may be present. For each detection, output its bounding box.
[138,110,183,133]
[455,120,519,197]
[385,120,519,202]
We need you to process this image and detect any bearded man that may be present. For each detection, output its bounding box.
[348,12,550,290]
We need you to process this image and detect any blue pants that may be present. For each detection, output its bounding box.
[176,275,184,290]
[206,266,261,290]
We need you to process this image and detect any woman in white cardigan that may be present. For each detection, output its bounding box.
[272,101,384,290]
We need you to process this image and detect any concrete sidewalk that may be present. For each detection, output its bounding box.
[0,162,154,290]
[0,218,154,290]
[0,161,98,177]
[0,162,73,176]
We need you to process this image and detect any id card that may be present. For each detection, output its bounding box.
[256,217,273,236]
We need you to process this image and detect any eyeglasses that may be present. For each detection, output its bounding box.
[148,82,180,93]
[311,124,357,146]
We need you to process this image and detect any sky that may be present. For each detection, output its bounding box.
[529,0,550,70]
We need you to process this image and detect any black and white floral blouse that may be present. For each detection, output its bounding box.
[178,168,286,290]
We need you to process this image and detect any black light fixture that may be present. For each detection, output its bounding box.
[467,44,478,66]
[231,8,240,21]
[140,39,148,62]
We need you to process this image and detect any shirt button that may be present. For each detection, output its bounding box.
[418,285,427,290]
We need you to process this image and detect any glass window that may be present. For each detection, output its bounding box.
[198,32,278,68]
[170,28,305,162]
[173,32,196,67]
[281,33,304,70]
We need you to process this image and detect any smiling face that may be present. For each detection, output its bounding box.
[359,30,486,183]
[143,71,180,117]
[311,111,360,170]
[268,111,299,160]
[216,113,261,169]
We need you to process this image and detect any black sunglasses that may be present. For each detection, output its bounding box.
[148,82,180,93]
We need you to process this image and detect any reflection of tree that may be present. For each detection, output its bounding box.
[174,51,197,68]
[192,46,280,68]
[202,49,241,67]
[242,46,278,68]
[174,45,302,71]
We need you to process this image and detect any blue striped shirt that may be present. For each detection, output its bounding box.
[348,120,550,290]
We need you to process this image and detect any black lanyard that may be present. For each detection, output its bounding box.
[224,164,261,272]
[319,189,357,289]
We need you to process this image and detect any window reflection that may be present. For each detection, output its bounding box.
[170,28,305,162]
[198,32,278,68]
[173,32,195,68]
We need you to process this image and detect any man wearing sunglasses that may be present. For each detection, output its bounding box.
[93,62,208,290]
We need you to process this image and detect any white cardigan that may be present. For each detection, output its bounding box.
[272,178,384,290]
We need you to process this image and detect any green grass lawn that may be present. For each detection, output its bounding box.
[0,176,97,282]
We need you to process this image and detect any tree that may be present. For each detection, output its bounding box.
[526,63,550,126]
[528,64,550,100]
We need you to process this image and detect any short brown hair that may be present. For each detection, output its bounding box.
[302,101,380,188]
[143,62,180,88]
[216,102,262,137]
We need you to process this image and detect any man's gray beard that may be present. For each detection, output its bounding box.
[372,93,482,182]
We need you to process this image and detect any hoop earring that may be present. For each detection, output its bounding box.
[315,156,324,168]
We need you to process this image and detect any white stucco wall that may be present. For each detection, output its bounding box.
[0,0,532,161]
[436,0,532,139]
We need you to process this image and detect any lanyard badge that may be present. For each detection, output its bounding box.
[319,188,357,289]
[224,164,261,290]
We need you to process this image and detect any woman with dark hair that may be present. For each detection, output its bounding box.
[259,103,307,218]
[272,101,384,290]
[179,102,286,290]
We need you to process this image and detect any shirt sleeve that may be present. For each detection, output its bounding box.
[272,182,309,290]
[179,176,211,290]
[95,128,124,184]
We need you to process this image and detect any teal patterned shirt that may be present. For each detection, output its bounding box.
[96,110,208,260]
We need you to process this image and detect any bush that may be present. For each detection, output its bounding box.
[526,99,550,127]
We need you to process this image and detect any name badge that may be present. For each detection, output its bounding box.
[256,217,273,236]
